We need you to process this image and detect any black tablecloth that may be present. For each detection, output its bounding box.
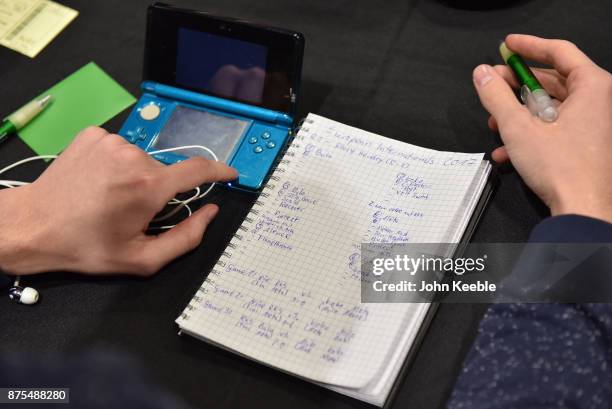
[1,1,610,408]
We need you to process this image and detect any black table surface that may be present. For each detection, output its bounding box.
[1,1,610,408]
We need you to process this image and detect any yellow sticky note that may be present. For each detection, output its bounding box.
[0,0,78,58]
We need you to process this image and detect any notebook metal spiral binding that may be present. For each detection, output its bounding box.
[218,116,312,257]
[180,118,314,322]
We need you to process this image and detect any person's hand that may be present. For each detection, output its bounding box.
[0,127,238,276]
[472,34,612,223]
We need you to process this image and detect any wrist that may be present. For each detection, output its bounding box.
[0,186,72,274]
[551,193,612,225]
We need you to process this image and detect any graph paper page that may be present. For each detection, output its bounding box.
[177,113,484,388]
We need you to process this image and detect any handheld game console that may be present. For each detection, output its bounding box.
[119,3,304,191]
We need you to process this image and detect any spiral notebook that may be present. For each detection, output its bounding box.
[176,114,493,407]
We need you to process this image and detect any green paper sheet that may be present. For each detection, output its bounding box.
[18,62,136,156]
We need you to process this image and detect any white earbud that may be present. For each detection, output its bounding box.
[9,276,39,305]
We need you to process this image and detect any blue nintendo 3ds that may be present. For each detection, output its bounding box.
[119,3,305,191]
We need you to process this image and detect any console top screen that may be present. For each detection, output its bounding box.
[144,3,305,116]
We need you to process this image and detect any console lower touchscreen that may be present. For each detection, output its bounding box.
[152,106,249,162]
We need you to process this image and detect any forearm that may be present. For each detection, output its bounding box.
[0,186,71,275]
[0,187,30,272]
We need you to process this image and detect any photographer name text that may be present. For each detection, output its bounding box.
[372,280,496,293]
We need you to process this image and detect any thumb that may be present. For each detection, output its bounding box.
[142,204,219,273]
[473,64,528,131]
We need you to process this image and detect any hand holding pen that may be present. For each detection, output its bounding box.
[472,34,612,223]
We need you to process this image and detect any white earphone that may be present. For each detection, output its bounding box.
[9,276,39,305]
[1,144,219,305]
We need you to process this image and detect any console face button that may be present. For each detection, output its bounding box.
[249,137,258,144]
[261,131,271,139]
[140,104,161,120]
[254,146,264,153]
[266,141,276,149]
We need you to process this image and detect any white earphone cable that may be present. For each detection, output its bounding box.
[145,145,219,229]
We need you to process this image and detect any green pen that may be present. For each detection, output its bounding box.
[499,42,558,123]
[0,95,53,144]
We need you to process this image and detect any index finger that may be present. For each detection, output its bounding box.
[162,157,238,194]
[493,65,568,100]
[505,34,594,77]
